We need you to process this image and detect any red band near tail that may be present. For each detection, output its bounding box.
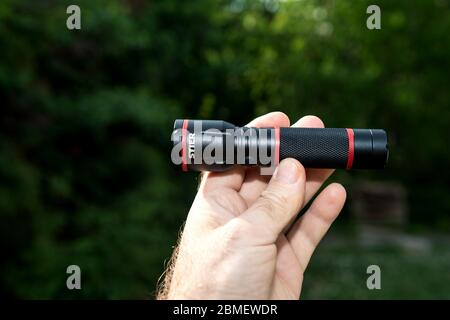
[346,128,354,169]
[274,127,280,166]
[181,120,188,172]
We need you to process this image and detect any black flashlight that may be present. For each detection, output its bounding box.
[171,119,388,172]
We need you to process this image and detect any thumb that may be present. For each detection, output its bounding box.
[241,158,306,242]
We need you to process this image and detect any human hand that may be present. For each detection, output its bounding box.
[157,112,347,300]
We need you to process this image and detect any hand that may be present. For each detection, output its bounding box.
[157,112,347,300]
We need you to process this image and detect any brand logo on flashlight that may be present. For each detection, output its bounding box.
[170,121,276,175]
[188,133,196,159]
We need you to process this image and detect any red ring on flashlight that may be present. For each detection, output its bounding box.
[181,119,188,172]
[274,127,280,166]
[346,128,354,169]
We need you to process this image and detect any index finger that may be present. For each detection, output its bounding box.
[201,112,290,193]
[291,115,335,204]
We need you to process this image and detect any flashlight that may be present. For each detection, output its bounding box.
[171,119,388,172]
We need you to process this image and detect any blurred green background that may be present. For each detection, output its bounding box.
[1,0,449,299]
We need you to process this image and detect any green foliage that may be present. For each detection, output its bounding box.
[303,234,450,299]
[0,0,449,298]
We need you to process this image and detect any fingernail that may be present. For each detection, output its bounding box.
[275,159,299,184]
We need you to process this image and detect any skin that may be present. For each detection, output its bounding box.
[157,112,347,300]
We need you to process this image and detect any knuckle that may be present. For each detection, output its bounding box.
[258,190,289,215]
[206,188,247,215]
[222,218,276,247]
[224,219,248,240]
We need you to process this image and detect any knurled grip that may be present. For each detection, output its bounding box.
[279,127,349,169]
